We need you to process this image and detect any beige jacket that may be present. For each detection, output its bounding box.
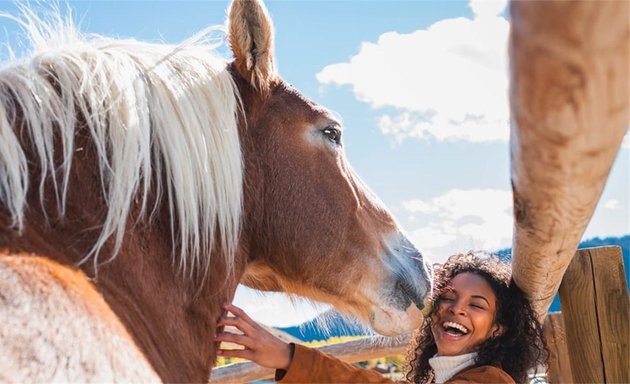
[276,344,515,383]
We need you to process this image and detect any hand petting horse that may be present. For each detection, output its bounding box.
[0,0,431,382]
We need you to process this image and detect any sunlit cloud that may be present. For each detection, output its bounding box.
[403,189,513,263]
[317,0,510,144]
[603,199,620,210]
[402,199,438,214]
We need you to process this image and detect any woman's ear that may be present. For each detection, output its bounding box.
[492,324,507,338]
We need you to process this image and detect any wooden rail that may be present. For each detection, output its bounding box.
[211,246,629,383]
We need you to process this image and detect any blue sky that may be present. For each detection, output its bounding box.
[1,0,627,327]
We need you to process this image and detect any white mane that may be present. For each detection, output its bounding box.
[0,7,243,279]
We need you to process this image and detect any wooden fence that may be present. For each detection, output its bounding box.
[210,246,629,383]
[549,246,629,383]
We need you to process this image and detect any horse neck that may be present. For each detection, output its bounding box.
[94,236,243,383]
[3,204,244,382]
[0,143,245,382]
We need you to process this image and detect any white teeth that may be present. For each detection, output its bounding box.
[443,321,468,334]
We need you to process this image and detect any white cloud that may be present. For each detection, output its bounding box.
[623,132,630,149]
[379,112,508,144]
[469,0,508,19]
[317,1,510,143]
[409,227,458,250]
[603,199,620,210]
[402,199,437,214]
[403,189,513,263]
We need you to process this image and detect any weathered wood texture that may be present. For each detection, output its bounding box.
[559,247,630,383]
[209,332,411,383]
[543,312,573,384]
[510,1,630,316]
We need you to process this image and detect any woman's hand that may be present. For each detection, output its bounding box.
[216,303,293,370]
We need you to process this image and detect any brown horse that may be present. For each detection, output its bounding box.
[0,0,432,382]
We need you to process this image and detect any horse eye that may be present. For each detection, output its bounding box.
[322,127,341,145]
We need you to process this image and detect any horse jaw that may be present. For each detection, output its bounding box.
[241,232,432,336]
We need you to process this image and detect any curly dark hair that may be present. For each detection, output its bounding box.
[405,251,548,383]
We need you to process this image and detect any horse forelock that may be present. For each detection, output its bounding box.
[0,7,243,281]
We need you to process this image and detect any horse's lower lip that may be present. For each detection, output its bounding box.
[369,306,422,336]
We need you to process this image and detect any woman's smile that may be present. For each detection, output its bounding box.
[439,321,470,338]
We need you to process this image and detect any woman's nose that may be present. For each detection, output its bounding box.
[448,301,466,315]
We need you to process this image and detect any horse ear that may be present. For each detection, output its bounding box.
[228,0,277,93]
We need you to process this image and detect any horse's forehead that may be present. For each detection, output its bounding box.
[272,82,332,119]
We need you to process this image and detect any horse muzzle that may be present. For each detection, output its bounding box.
[367,232,433,336]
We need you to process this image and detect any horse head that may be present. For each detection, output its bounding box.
[228,0,432,336]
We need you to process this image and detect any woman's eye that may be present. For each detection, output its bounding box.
[322,126,341,145]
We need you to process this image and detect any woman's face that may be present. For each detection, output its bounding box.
[430,272,504,356]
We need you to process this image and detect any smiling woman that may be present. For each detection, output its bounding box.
[407,252,548,383]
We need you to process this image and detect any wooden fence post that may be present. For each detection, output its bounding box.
[558,246,630,383]
[543,312,573,383]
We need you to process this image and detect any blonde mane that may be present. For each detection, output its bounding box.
[0,7,243,279]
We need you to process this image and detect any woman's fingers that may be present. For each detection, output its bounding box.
[224,303,257,327]
[217,347,253,360]
[215,331,255,349]
[217,313,255,335]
